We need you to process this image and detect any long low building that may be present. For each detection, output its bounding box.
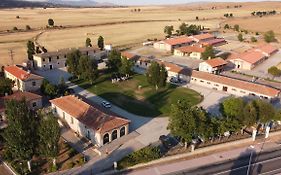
[190,70,280,100]
[50,95,130,147]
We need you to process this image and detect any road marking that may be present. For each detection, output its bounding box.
[213,156,281,175]
[259,167,281,175]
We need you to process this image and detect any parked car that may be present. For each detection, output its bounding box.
[159,135,173,149]
[101,101,111,108]
[65,88,75,95]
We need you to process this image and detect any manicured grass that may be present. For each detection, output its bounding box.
[73,74,203,117]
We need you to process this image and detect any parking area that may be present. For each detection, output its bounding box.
[34,67,71,85]
[161,56,203,69]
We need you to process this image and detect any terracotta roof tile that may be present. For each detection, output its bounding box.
[204,58,228,68]
[191,33,215,41]
[175,45,206,53]
[200,38,226,46]
[4,65,43,81]
[255,44,278,56]
[121,52,140,60]
[50,95,130,134]
[191,71,280,97]
[164,36,194,46]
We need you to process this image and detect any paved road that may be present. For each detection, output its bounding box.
[0,160,15,175]
[170,149,281,175]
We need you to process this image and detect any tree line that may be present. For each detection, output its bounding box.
[168,97,281,148]
[2,99,60,174]
[164,23,204,37]
[251,10,277,17]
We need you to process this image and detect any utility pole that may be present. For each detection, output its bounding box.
[9,49,14,65]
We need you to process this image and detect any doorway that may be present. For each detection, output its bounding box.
[49,65,53,70]
[223,86,228,92]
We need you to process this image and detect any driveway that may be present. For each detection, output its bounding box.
[34,67,71,85]
[160,56,203,69]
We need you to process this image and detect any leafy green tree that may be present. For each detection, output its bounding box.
[106,49,122,73]
[27,40,35,60]
[168,100,195,146]
[97,36,104,50]
[146,62,167,90]
[164,25,174,37]
[201,46,215,60]
[0,77,13,96]
[66,49,81,76]
[38,112,60,167]
[48,18,54,27]
[220,97,245,122]
[268,66,281,78]
[224,24,230,29]
[254,100,276,124]
[45,83,58,98]
[264,30,276,43]
[237,33,244,42]
[179,23,187,35]
[251,36,257,42]
[13,27,18,31]
[78,56,98,84]
[3,99,37,172]
[26,25,31,30]
[243,101,258,127]
[85,38,92,47]
[234,24,240,32]
[119,57,134,76]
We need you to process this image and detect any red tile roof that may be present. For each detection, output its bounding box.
[50,95,130,134]
[4,65,43,81]
[157,61,184,74]
[239,50,266,64]
[0,91,42,113]
[200,38,226,46]
[121,52,139,60]
[255,44,278,56]
[191,71,280,97]
[175,45,206,53]
[203,58,228,68]
[191,33,215,41]
[163,36,194,46]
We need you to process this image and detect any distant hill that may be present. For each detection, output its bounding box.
[0,0,116,8]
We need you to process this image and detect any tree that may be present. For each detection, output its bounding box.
[106,49,122,73]
[201,46,215,60]
[268,66,281,78]
[0,77,13,96]
[44,83,58,97]
[66,49,81,76]
[179,23,187,35]
[3,99,37,172]
[264,30,276,43]
[220,97,245,122]
[234,24,240,32]
[164,25,174,37]
[78,56,98,84]
[26,25,31,30]
[38,112,60,167]
[229,13,233,17]
[13,27,18,31]
[251,36,257,42]
[224,24,230,29]
[97,36,104,50]
[48,18,54,27]
[27,40,35,60]
[119,57,133,76]
[146,62,167,90]
[237,33,244,42]
[196,16,199,20]
[254,100,275,124]
[243,101,258,127]
[85,38,92,47]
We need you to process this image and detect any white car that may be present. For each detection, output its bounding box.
[101,101,111,108]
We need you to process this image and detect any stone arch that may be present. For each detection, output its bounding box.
[120,126,126,137]
[103,133,110,145]
[112,130,118,141]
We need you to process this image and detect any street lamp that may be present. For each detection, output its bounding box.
[247,145,255,175]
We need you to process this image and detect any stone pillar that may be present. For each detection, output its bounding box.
[117,128,120,138]
[252,129,257,141]
[191,144,195,152]
[265,126,270,139]
[109,132,112,142]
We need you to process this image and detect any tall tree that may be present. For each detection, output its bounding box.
[3,99,37,172]
[201,46,215,60]
[27,40,35,60]
[234,24,240,32]
[268,66,281,78]
[38,112,60,167]
[220,97,245,122]
[0,77,13,97]
[48,18,54,27]
[237,33,244,42]
[164,25,174,37]
[119,57,133,76]
[254,100,275,124]
[66,49,81,76]
[264,30,276,43]
[243,101,258,127]
[85,38,92,47]
[97,36,104,50]
[78,56,98,84]
[106,49,122,73]
[146,62,167,90]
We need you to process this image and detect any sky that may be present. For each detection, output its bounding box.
[26,0,281,5]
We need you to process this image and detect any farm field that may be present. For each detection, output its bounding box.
[1,1,281,66]
[72,74,203,117]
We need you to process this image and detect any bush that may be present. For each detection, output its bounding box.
[26,25,31,30]
[118,146,161,169]
[13,27,18,31]
[251,36,257,42]
[68,147,78,157]
[48,164,57,172]
[264,30,276,43]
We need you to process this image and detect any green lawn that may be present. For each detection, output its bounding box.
[72,74,203,117]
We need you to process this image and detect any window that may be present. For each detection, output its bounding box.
[43,65,46,67]
[214,84,219,87]
[32,102,37,107]
[58,62,60,64]
[232,88,237,91]
[32,82,36,86]
[63,112,65,119]
[71,117,74,124]
[207,82,211,84]
[43,58,45,62]
[240,91,246,94]
[64,55,66,58]
[112,130,118,141]
[57,56,59,59]
[200,80,204,83]
[120,127,126,137]
[49,57,51,62]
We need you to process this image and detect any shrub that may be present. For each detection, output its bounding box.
[264,30,276,43]
[68,147,78,157]
[26,25,31,30]
[251,36,257,42]
[13,27,18,31]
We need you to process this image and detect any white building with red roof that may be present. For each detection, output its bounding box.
[228,44,278,70]
[4,65,43,92]
[153,36,194,52]
[50,95,130,147]
[199,58,228,74]
[174,45,206,59]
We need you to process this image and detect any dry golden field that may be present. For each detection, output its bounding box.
[1,1,281,66]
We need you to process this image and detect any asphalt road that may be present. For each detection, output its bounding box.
[167,149,281,175]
